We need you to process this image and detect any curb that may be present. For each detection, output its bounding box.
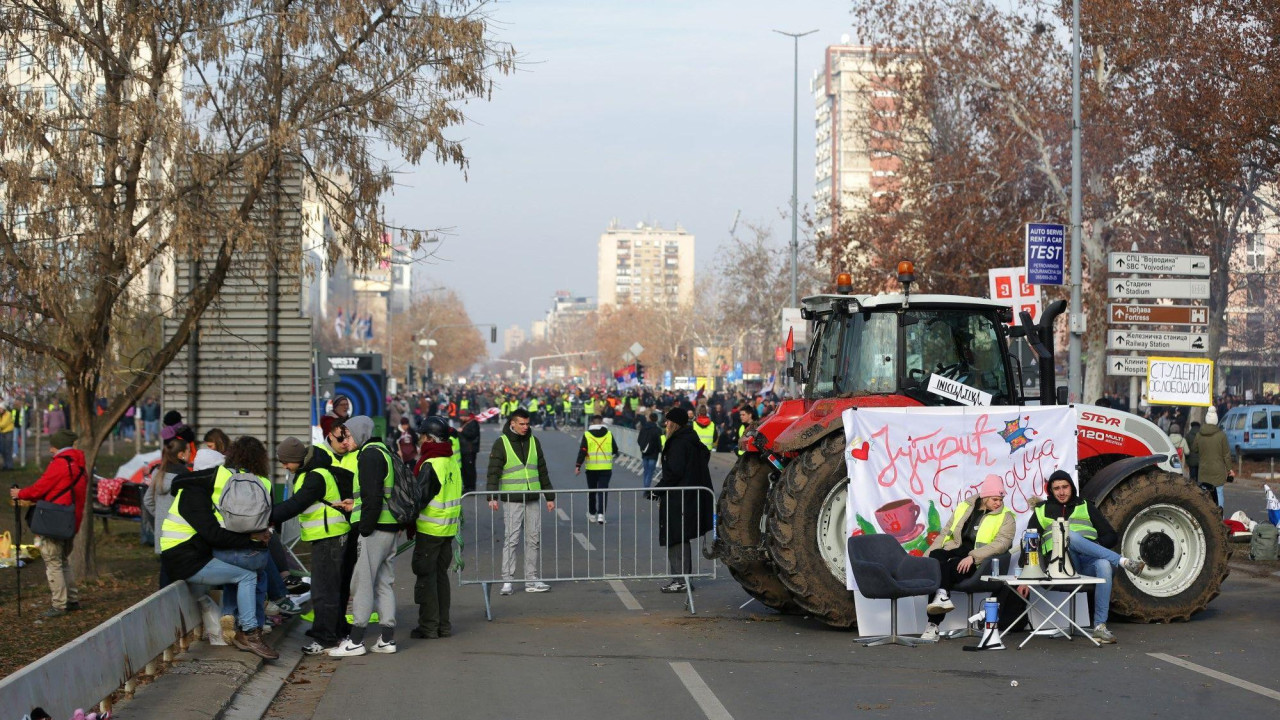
[223,622,308,720]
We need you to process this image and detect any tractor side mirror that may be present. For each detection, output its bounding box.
[789,360,807,385]
[1057,386,1069,405]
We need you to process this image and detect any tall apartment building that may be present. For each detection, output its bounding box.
[812,43,907,237]
[597,220,695,308]
[544,291,596,340]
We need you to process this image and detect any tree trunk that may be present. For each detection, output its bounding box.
[66,386,101,582]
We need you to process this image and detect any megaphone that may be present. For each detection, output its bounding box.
[963,597,1006,652]
[1044,518,1077,579]
[1017,528,1048,580]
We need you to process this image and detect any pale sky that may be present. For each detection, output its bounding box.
[388,1,857,352]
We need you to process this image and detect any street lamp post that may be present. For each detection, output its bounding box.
[418,322,497,386]
[1066,0,1084,403]
[774,28,819,308]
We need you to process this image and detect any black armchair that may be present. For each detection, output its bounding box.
[847,534,941,647]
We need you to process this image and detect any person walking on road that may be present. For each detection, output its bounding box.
[486,409,555,595]
[654,408,714,593]
[1193,408,1231,509]
[637,411,663,494]
[575,414,618,524]
[457,410,481,494]
[331,416,400,657]
[411,417,460,639]
[10,429,87,616]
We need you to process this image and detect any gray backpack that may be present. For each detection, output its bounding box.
[217,470,273,533]
[1249,523,1278,562]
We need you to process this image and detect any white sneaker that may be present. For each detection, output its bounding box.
[525,582,551,593]
[597,513,606,524]
[926,590,954,615]
[1120,557,1145,575]
[587,512,596,524]
[328,638,367,657]
[920,623,940,642]
[371,639,397,654]
[500,583,514,595]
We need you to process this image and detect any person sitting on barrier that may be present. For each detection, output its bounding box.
[410,417,460,639]
[1028,469,1145,645]
[921,475,1016,641]
[486,408,556,595]
[159,450,278,660]
[654,408,714,594]
[575,414,619,524]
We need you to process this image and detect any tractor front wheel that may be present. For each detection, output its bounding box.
[715,454,800,613]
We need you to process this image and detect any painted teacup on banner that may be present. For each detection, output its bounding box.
[843,406,1077,590]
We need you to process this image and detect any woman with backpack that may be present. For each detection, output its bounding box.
[210,437,278,648]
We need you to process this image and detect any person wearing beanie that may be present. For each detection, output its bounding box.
[10,429,87,616]
[1027,468,1144,644]
[1168,423,1189,470]
[410,421,460,639]
[269,438,354,655]
[485,408,556,596]
[1193,408,1231,508]
[162,410,183,428]
[653,405,713,594]
[920,474,1016,640]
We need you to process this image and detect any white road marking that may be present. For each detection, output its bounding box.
[1150,653,1280,702]
[556,508,570,522]
[608,580,643,610]
[670,662,734,720]
[574,532,596,551]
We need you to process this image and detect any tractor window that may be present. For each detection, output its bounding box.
[904,309,1011,403]
[806,311,897,397]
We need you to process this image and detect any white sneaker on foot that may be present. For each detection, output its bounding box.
[926,590,954,614]
[371,639,397,654]
[500,583,514,595]
[328,638,367,657]
[597,513,606,524]
[1120,557,1145,575]
[920,623,940,642]
[525,582,551,593]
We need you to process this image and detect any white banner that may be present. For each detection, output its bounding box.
[843,405,1077,591]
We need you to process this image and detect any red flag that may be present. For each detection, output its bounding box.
[785,327,794,353]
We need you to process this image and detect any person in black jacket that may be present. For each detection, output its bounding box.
[457,410,481,493]
[637,412,663,494]
[159,467,278,659]
[654,408,714,593]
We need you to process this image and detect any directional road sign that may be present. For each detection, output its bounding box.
[1106,330,1207,353]
[1107,252,1210,276]
[1107,356,1149,377]
[1109,303,1209,326]
[1108,278,1210,300]
[1025,223,1066,285]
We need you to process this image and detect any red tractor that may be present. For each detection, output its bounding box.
[713,266,1228,627]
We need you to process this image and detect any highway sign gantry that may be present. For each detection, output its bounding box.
[1107,330,1207,353]
[1107,252,1210,276]
[1109,303,1209,326]
[1107,356,1149,377]
[1108,278,1210,300]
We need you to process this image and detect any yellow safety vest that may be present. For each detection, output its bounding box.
[416,456,462,537]
[295,467,350,542]
[159,467,270,550]
[940,501,1015,548]
[736,425,747,456]
[350,442,396,525]
[1034,503,1097,552]
[693,421,715,451]
[583,431,614,471]
[460,399,470,411]
[584,399,596,415]
[499,435,540,493]
[450,435,461,476]
[528,399,539,412]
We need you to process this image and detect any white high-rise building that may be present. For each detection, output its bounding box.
[597,220,695,308]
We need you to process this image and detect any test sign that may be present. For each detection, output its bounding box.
[1146,357,1214,407]
[1025,223,1066,285]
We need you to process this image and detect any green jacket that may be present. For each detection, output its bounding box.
[1194,423,1231,487]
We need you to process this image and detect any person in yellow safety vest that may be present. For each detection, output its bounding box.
[459,397,470,413]
[583,396,597,416]
[410,421,461,639]
[692,405,717,452]
[0,400,14,470]
[270,437,355,654]
[1026,469,1144,645]
[735,406,758,456]
[574,414,619,524]
[919,474,1015,642]
[486,408,555,595]
[331,416,400,658]
[158,449,278,660]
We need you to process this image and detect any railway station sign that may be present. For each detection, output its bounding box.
[1024,223,1066,285]
[1106,330,1207,353]
[1106,356,1150,377]
[1146,357,1214,407]
[1107,252,1210,276]
[1108,278,1210,300]
[1109,303,1209,326]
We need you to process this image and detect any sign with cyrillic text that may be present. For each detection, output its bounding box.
[1146,357,1213,407]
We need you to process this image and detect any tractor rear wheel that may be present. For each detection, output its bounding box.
[767,434,858,628]
[1101,469,1229,622]
[715,455,800,613]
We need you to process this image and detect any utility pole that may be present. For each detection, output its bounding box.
[1066,0,1084,403]
[774,28,818,308]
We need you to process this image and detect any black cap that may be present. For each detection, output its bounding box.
[664,408,688,427]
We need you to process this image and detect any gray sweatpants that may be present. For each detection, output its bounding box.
[350,530,398,630]
[501,500,542,582]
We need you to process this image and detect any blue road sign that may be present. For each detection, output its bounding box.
[663,370,673,390]
[1025,222,1066,285]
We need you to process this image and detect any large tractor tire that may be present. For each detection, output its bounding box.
[715,455,801,613]
[1101,469,1230,622]
[767,434,858,628]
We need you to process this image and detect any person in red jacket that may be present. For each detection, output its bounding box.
[9,429,87,617]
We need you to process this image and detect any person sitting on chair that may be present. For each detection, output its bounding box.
[921,475,1015,641]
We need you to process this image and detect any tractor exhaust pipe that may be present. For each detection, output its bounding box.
[1019,300,1067,405]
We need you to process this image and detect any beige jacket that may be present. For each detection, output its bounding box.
[925,493,1016,562]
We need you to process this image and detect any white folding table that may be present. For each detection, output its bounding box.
[982,574,1106,648]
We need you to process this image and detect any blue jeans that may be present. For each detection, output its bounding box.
[214,547,269,631]
[1065,530,1119,625]
[187,559,260,632]
[264,555,287,601]
[642,457,658,489]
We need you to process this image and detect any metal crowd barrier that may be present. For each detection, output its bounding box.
[458,486,717,619]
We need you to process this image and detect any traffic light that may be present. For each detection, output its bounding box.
[490,326,497,343]
[635,362,645,386]
[407,363,415,387]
